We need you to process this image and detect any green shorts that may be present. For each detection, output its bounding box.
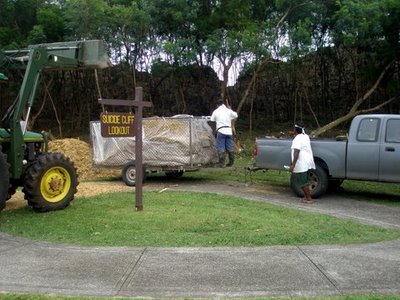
[294,170,310,188]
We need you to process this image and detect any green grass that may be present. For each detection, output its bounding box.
[1,191,399,247]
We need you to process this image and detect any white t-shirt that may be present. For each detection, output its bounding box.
[210,104,238,135]
[291,133,315,173]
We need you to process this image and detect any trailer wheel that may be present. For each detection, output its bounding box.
[122,161,146,186]
[23,152,78,212]
[290,164,328,198]
[0,145,9,211]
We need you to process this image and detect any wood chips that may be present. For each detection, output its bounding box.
[48,138,121,181]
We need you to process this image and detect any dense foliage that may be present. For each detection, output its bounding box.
[0,0,399,136]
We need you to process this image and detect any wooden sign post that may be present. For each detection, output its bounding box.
[98,87,152,211]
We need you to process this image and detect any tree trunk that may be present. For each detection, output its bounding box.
[310,61,395,137]
[236,58,273,114]
[218,56,234,101]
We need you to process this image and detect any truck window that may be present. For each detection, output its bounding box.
[357,118,380,142]
[386,119,400,143]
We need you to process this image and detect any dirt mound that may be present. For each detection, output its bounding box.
[48,138,120,181]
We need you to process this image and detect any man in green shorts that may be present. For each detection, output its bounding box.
[289,123,315,203]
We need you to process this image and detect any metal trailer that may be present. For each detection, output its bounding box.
[90,115,219,186]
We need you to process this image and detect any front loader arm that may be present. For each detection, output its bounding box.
[1,40,109,179]
[9,47,66,178]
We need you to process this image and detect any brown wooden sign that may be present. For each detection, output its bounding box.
[98,88,152,211]
[100,112,135,137]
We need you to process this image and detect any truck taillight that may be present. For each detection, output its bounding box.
[253,144,258,157]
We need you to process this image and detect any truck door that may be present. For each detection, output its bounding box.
[346,117,380,180]
[379,118,400,182]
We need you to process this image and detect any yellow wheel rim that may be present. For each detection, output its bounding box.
[40,166,71,203]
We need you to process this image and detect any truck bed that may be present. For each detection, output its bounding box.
[255,136,347,178]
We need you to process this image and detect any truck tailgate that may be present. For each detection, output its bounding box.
[255,137,292,169]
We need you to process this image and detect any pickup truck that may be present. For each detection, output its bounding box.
[253,114,400,198]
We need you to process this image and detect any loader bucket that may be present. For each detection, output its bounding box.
[30,40,110,69]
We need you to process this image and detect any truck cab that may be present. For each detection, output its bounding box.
[346,114,400,182]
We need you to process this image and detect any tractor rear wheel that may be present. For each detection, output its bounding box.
[23,152,79,212]
[0,145,9,211]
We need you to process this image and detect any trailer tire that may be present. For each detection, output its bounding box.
[0,145,9,211]
[23,152,78,212]
[122,161,146,186]
[290,164,328,198]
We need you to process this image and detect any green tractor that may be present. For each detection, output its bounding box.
[0,40,109,212]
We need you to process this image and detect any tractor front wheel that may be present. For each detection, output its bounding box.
[0,145,9,211]
[23,152,79,212]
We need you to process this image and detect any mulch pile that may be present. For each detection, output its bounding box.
[48,138,120,181]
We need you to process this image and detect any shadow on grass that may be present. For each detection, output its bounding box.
[334,188,400,205]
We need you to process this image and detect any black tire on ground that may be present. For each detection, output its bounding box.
[165,170,184,178]
[122,161,146,186]
[0,145,9,211]
[23,152,79,212]
[290,164,328,198]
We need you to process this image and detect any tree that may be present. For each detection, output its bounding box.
[0,0,46,47]
[310,0,400,136]
[201,0,258,100]
[103,2,151,88]
[1,0,399,134]
[64,0,108,40]
[145,0,201,66]
[36,5,65,42]
[311,60,396,136]
[236,0,328,115]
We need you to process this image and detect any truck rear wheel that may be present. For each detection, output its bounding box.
[0,145,9,211]
[122,161,146,186]
[23,152,79,212]
[290,164,328,198]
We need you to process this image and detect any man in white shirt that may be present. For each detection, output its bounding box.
[210,99,238,167]
[289,123,315,203]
